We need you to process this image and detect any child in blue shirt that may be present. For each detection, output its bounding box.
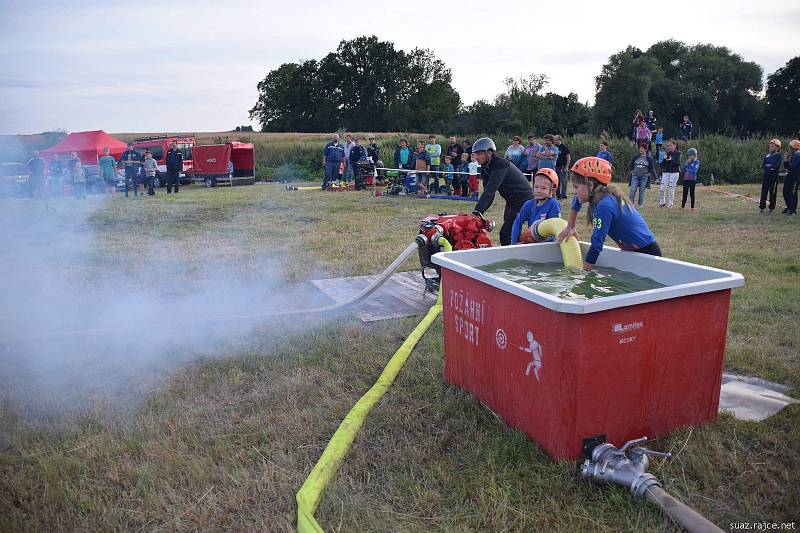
[654,127,664,160]
[559,157,660,269]
[596,141,613,165]
[681,148,700,211]
[443,155,455,195]
[511,168,561,244]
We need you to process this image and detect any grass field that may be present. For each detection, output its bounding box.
[1,182,798,531]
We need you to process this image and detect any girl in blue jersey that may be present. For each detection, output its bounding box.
[558,157,661,271]
[681,148,700,211]
[511,168,562,244]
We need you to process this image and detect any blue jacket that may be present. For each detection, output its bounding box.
[349,144,366,165]
[597,150,613,165]
[511,197,561,244]
[324,141,345,163]
[573,195,656,264]
[683,159,700,181]
[784,151,800,179]
[762,153,782,178]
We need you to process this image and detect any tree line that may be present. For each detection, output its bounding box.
[249,36,799,137]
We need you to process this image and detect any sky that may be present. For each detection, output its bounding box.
[0,0,797,135]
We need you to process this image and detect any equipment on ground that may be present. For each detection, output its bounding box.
[581,436,723,533]
[416,212,494,292]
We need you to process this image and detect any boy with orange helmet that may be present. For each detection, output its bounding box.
[558,157,660,270]
[511,168,561,244]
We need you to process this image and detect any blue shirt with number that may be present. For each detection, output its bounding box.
[573,195,655,264]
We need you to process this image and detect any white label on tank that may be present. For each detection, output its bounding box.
[612,321,643,334]
[449,289,485,347]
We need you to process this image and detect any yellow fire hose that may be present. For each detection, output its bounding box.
[534,218,583,269]
[295,238,451,533]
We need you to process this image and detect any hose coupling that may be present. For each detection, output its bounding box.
[580,436,672,499]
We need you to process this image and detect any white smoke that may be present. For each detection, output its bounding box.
[0,193,330,424]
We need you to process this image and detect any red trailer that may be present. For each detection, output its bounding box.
[192,142,255,187]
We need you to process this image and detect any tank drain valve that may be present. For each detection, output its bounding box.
[580,436,669,497]
[581,436,724,533]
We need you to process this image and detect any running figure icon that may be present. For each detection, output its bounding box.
[523,331,542,381]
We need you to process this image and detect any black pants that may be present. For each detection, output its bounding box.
[636,241,662,257]
[167,171,179,193]
[760,174,778,211]
[429,165,440,193]
[125,172,138,196]
[681,180,696,208]
[783,174,798,214]
[145,175,155,196]
[500,197,534,246]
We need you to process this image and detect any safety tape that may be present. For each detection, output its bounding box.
[375,166,542,178]
[704,186,759,203]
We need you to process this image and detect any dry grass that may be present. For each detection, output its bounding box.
[1,182,798,531]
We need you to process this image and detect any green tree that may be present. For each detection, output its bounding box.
[499,73,552,135]
[592,41,764,137]
[765,56,800,134]
[593,47,662,136]
[249,36,460,133]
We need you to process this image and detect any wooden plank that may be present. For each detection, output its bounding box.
[309,271,437,322]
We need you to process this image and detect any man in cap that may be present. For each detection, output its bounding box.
[471,137,535,246]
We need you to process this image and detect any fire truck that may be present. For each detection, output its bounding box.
[120,135,195,188]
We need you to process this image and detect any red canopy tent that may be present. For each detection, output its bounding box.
[40,130,127,164]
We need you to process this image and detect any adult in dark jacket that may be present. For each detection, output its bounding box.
[783,139,800,215]
[471,137,534,246]
[760,139,782,214]
[119,144,140,197]
[322,134,345,190]
[165,141,183,194]
[349,138,367,189]
[25,150,46,197]
[367,137,380,162]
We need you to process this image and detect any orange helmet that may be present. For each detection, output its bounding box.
[570,156,612,185]
[534,168,559,188]
[790,140,800,151]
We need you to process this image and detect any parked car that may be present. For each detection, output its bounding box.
[0,163,31,197]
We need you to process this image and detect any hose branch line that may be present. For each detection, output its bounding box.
[1,241,422,345]
[645,486,724,533]
[295,238,451,533]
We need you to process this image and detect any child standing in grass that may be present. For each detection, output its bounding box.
[468,153,480,197]
[511,168,561,244]
[444,155,455,194]
[143,151,157,196]
[681,148,700,212]
[457,152,470,196]
[628,143,655,208]
[71,160,87,199]
[596,141,613,165]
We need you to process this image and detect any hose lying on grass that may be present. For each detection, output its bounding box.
[295,238,451,533]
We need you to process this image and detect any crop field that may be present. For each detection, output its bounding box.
[0,181,798,531]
